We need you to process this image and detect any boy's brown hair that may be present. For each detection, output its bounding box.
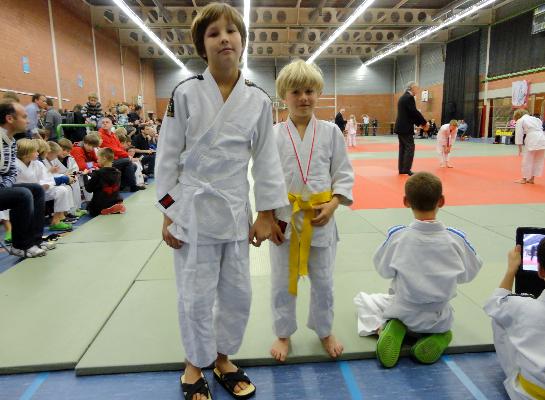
[98,147,115,163]
[191,2,247,62]
[83,133,101,147]
[58,138,73,151]
[115,127,128,139]
[405,172,443,212]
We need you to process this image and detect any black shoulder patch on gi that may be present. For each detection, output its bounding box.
[159,193,175,209]
[507,293,535,299]
[244,79,271,101]
[167,75,204,117]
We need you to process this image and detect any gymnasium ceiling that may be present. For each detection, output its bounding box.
[85,0,523,63]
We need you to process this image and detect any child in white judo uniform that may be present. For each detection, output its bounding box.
[513,109,545,184]
[346,114,358,147]
[15,139,74,231]
[436,120,458,168]
[354,172,482,368]
[155,3,288,400]
[484,239,545,400]
[269,60,354,362]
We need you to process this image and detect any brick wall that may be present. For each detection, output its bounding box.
[1,0,155,113]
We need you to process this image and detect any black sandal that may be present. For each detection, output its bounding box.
[213,367,256,399]
[181,374,212,400]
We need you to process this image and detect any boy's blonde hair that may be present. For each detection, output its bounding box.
[191,2,247,62]
[47,141,62,154]
[88,93,98,101]
[115,127,128,139]
[34,139,50,157]
[16,139,39,160]
[98,147,115,163]
[405,172,443,212]
[275,60,324,100]
[118,105,129,114]
[58,138,73,151]
[117,134,130,144]
[449,119,458,127]
[513,108,529,120]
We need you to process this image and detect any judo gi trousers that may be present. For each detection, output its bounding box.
[491,320,536,400]
[438,148,450,164]
[521,148,545,180]
[173,240,251,368]
[45,186,74,213]
[397,133,415,174]
[347,133,357,147]
[270,240,336,339]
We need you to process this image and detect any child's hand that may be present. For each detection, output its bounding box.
[162,215,183,249]
[249,211,273,247]
[68,175,76,184]
[507,245,522,274]
[311,197,340,226]
[270,221,285,245]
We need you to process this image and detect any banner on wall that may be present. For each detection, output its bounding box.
[512,80,530,108]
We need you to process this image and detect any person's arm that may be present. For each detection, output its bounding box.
[82,170,100,193]
[407,96,427,127]
[514,118,524,155]
[499,245,521,291]
[250,99,289,247]
[373,226,405,279]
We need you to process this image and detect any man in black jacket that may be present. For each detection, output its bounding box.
[335,108,346,133]
[395,82,428,175]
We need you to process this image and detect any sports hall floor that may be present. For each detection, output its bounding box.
[1,135,543,399]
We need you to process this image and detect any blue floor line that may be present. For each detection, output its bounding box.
[443,355,488,400]
[19,372,48,400]
[339,361,363,400]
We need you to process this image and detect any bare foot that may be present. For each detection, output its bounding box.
[515,179,527,184]
[321,335,344,358]
[527,179,535,184]
[446,163,453,168]
[439,163,446,168]
[270,337,290,362]
[182,364,208,400]
[215,356,248,394]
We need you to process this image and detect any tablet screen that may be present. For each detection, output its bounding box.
[523,233,544,271]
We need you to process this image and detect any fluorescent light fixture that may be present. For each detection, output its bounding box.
[112,0,186,70]
[307,0,376,64]
[364,0,497,66]
[242,0,251,69]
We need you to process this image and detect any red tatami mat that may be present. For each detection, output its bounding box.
[347,142,435,153]
[351,155,545,209]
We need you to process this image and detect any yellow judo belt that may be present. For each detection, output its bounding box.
[287,191,332,296]
[519,374,545,400]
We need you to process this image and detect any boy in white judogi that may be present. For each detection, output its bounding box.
[15,139,74,232]
[155,4,287,400]
[346,115,358,147]
[513,109,545,184]
[269,60,354,362]
[354,172,482,368]
[436,120,458,168]
[484,240,545,400]
[43,141,85,217]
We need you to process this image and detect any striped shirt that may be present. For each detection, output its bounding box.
[0,127,17,188]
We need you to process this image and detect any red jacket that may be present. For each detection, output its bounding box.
[99,128,128,159]
[71,145,99,171]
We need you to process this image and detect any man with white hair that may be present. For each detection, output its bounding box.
[395,82,428,175]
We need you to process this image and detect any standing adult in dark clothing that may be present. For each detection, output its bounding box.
[335,108,347,133]
[395,82,428,175]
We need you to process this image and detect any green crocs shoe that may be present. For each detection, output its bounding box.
[49,222,73,231]
[376,319,407,368]
[4,231,12,243]
[410,331,453,364]
[74,209,88,217]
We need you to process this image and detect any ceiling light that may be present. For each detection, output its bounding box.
[307,0,376,64]
[242,0,251,68]
[365,0,497,66]
[112,0,186,70]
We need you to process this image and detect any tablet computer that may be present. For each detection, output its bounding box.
[515,227,545,297]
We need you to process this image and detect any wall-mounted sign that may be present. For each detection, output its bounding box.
[22,57,30,74]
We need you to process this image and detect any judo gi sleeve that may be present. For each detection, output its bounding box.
[330,126,354,206]
[155,89,187,212]
[250,101,289,212]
